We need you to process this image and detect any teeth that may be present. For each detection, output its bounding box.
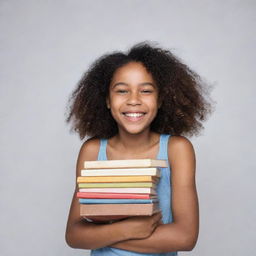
[124,113,144,117]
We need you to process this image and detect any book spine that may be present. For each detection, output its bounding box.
[78,188,157,194]
[80,203,159,216]
[84,159,167,169]
[77,192,155,199]
[79,198,158,204]
[80,170,160,177]
[77,176,158,183]
[78,182,156,188]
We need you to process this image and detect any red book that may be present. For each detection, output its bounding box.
[77,192,156,199]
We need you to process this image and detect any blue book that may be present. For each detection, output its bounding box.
[79,198,158,204]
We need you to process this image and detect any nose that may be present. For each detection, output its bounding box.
[127,91,141,106]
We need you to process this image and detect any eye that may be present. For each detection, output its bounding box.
[141,89,153,94]
[116,89,128,94]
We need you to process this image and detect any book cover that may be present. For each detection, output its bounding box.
[84,159,167,169]
[79,198,158,204]
[78,187,157,194]
[78,182,156,188]
[77,175,159,183]
[77,192,157,199]
[80,168,161,177]
[80,203,160,216]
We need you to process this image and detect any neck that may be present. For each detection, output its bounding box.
[112,129,159,153]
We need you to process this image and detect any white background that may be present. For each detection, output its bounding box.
[0,0,255,255]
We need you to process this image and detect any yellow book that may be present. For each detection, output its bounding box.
[77,176,159,183]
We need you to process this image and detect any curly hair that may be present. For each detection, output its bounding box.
[66,41,213,139]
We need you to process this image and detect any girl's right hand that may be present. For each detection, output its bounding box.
[120,212,162,240]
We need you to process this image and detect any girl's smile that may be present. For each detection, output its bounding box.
[122,111,146,122]
[107,62,159,135]
[122,111,145,118]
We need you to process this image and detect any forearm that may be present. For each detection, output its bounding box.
[66,219,129,250]
[111,223,196,253]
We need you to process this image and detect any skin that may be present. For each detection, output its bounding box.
[65,62,199,253]
[106,62,160,137]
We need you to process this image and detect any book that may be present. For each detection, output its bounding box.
[84,159,167,169]
[77,175,159,183]
[80,203,160,216]
[77,192,157,199]
[78,182,156,188]
[79,198,158,204]
[78,187,157,194]
[81,168,161,177]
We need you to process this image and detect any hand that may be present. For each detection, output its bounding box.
[120,212,162,240]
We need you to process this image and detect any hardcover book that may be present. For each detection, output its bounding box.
[80,203,160,216]
[80,168,161,177]
[78,187,157,194]
[79,198,158,204]
[84,159,167,169]
[78,182,157,188]
[77,192,157,199]
[77,175,159,183]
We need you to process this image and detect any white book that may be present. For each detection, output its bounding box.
[81,168,161,177]
[84,159,167,169]
[79,187,157,194]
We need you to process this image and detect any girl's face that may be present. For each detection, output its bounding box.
[107,62,159,135]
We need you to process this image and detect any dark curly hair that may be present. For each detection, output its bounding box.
[66,41,213,139]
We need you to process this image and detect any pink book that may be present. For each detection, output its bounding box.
[78,187,156,194]
[77,192,157,199]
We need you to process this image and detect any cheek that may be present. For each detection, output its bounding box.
[109,99,119,110]
[109,95,125,109]
[146,97,158,108]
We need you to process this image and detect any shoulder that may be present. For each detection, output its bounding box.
[168,135,196,174]
[78,137,101,161]
[75,138,101,176]
[168,135,194,155]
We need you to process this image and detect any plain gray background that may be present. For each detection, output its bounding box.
[1,0,255,255]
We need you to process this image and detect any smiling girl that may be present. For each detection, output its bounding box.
[65,41,212,255]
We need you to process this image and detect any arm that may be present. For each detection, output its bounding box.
[111,136,199,253]
[65,139,161,250]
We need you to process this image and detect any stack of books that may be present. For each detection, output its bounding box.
[77,159,167,221]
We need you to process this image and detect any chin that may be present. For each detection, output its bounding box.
[120,124,151,135]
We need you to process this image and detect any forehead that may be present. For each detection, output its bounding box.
[111,62,154,83]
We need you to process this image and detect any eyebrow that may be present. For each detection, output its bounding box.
[112,82,155,88]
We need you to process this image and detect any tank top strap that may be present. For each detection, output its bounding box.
[97,139,108,160]
[157,134,171,160]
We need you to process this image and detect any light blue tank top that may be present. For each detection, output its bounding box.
[91,134,178,256]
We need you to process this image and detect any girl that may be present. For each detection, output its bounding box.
[65,41,212,255]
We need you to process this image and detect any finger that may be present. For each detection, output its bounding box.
[150,214,161,227]
[152,220,161,231]
[153,211,162,221]
[152,211,161,217]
